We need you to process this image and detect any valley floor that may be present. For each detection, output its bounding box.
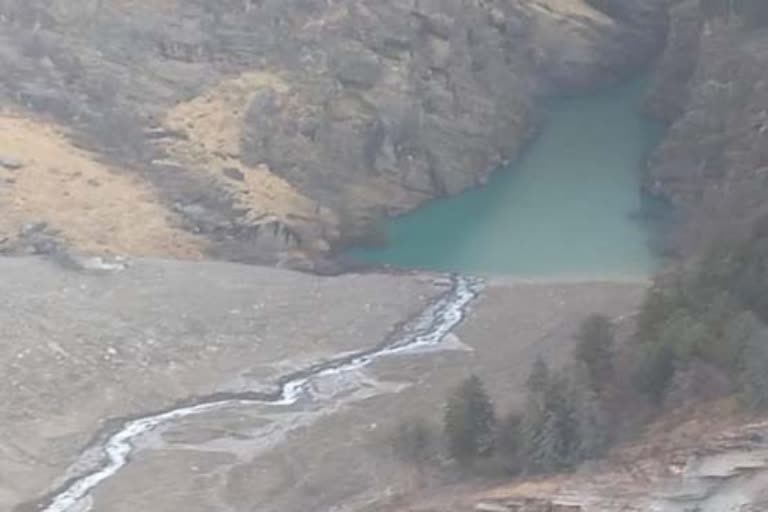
[0,256,645,512]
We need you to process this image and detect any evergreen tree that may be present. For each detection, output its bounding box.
[574,315,615,392]
[524,406,562,473]
[571,375,611,460]
[443,375,497,466]
[633,343,677,403]
[520,362,579,473]
[741,328,768,410]
[544,375,580,467]
[497,411,524,474]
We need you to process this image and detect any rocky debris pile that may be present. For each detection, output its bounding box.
[0,220,127,272]
[0,221,61,256]
[0,154,23,170]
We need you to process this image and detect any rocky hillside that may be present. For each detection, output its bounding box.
[645,0,768,256]
[0,0,666,268]
[406,400,768,512]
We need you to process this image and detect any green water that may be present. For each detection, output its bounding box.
[346,80,663,277]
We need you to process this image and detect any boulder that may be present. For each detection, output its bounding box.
[0,155,23,170]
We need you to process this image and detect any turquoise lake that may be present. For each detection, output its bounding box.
[345,80,664,277]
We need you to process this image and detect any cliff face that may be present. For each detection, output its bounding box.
[645,1,768,255]
[0,0,665,266]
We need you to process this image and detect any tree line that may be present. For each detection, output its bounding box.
[393,314,620,474]
[392,217,768,475]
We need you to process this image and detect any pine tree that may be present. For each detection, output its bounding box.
[527,356,550,394]
[521,357,549,472]
[525,407,561,473]
[571,377,611,460]
[741,328,768,410]
[520,362,580,473]
[443,375,497,466]
[574,315,615,393]
[633,343,677,404]
[545,375,580,468]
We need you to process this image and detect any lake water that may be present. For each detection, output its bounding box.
[345,80,663,277]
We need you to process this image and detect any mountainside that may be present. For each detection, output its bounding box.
[11,1,768,511]
[0,0,666,268]
[645,0,768,256]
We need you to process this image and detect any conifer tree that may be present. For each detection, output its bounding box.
[443,375,497,466]
[742,328,768,410]
[571,378,611,460]
[521,361,580,473]
[574,315,615,393]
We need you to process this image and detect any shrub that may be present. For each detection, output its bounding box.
[391,417,437,466]
[633,343,677,404]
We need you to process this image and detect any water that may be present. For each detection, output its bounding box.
[37,275,483,512]
[346,80,663,278]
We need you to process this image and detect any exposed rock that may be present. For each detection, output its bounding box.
[644,0,704,121]
[478,498,582,512]
[19,220,48,237]
[0,155,23,170]
[645,6,768,255]
[333,50,383,90]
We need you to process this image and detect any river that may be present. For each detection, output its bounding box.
[33,275,483,512]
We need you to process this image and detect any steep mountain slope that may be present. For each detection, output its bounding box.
[645,0,768,255]
[0,0,666,267]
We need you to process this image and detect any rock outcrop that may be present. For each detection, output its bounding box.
[0,0,666,266]
[645,1,768,255]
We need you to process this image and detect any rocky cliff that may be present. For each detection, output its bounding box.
[0,0,666,267]
[645,0,768,256]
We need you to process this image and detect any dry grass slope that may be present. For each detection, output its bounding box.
[162,72,339,246]
[0,111,204,258]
